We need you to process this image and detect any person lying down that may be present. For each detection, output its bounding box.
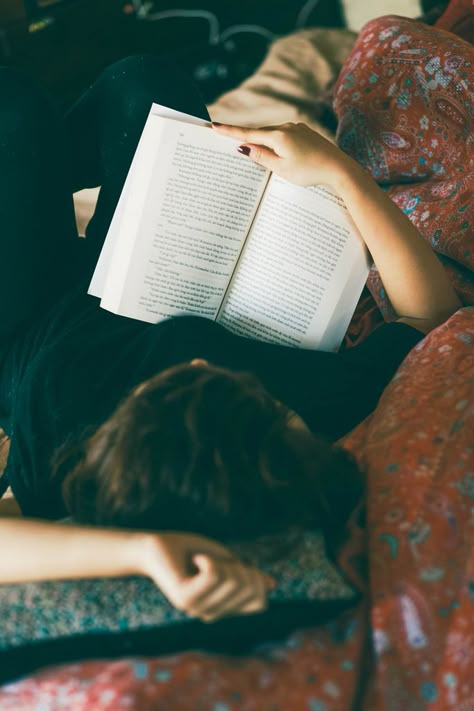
[0,55,461,623]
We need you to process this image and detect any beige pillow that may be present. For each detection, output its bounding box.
[341,0,422,31]
[208,28,356,140]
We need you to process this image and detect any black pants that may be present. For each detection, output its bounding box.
[0,54,210,347]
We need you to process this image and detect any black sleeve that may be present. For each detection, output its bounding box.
[327,321,424,438]
[339,321,424,379]
[202,320,424,442]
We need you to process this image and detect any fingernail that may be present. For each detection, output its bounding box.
[238,145,251,156]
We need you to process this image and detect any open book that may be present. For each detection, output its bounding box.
[89,104,371,352]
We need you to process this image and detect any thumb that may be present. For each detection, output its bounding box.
[238,144,280,171]
[192,554,214,574]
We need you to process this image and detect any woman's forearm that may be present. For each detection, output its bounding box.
[333,159,461,323]
[0,518,148,584]
[0,519,273,622]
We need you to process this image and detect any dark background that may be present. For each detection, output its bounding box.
[0,0,446,107]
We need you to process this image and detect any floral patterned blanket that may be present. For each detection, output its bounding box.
[335,15,474,320]
[1,13,473,711]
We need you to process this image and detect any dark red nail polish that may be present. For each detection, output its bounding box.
[238,145,251,156]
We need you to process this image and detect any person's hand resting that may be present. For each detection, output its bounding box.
[212,121,355,188]
[140,531,275,623]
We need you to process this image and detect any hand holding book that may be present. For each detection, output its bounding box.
[213,120,461,334]
[89,104,372,351]
[212,121,354,188]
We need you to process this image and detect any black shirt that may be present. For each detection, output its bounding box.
[0,280,423,519]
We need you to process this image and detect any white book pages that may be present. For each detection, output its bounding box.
[218,177,370,352]
[98,119,269,321]
[88,103,210,298]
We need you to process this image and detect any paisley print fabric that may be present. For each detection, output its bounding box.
[345,307,474,710]
[334,16,474,319]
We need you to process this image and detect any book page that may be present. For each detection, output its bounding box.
[218,175,370,352]
[88,103,211,298]
[99,117,269,322]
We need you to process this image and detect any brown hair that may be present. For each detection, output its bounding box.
[52,363,363,546]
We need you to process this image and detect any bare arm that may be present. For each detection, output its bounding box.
[333,159,461,332]
[213,122,462,333]
[0,516,273,621]
[0,516,147,584]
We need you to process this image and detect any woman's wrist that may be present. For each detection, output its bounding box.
[124,530,160,578]
[0,518,163,585]
[304,145,365,193]
[329,153,368,196]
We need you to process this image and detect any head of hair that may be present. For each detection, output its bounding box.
[53,363,363,548]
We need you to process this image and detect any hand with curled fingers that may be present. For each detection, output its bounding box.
[140,532,275,623]
[213,121,355,188]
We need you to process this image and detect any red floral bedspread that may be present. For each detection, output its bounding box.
[1,13,473,711]
[334,15,474,321]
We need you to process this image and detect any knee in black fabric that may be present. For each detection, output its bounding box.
[98,53,170,85]
[96,55,172,118]
[95,54,209,123]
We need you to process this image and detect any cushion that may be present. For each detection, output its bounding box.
[208,27,356,138]
[341,0,422,32]
[0,526,356,683]
[333,16,474,319]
